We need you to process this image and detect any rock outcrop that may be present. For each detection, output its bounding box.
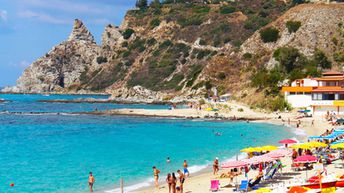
[7,19,100,93]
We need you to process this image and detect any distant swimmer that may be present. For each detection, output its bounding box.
[214,132,222,136]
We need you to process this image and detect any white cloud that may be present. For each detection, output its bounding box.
[0,10,8,22]
[18,10,71,24]
[18,60,31,68]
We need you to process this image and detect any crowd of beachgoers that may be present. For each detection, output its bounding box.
[136,120,344,193]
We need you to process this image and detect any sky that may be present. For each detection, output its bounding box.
[0,0,140,87]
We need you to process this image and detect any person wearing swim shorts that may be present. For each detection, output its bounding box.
[88,172,95,192]
[213,157,219,175]
[153,166,160,188]
[183,160,189,177]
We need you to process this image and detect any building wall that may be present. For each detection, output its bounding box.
[286,94,312,108]
[291,79,318,87]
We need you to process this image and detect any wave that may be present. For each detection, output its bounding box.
[104,178,154,193]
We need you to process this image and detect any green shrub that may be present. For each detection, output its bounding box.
[177,15,203,27]
[205,81,212,90]
[219,6,236,14]
[147,38,157,46]
[150,18,161,28]
[159,40,173,49]
[199,39,206,45]
[237,108,244,112]
[273,47,301,73]
[121,41,128,47]
[313,49,332,69]
[122,29,135,39]
[243,53,252,60]
[122,50,131,57]
[260,27,279,43]
[286,20,301,33]
[334,53,344,62]
[269,96,291,112]
[217,72,226,80]
[96,56,108,64]
[192,6,210,13]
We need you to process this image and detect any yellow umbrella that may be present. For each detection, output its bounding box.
[260,145,278,151]
[331,143,344,149]
[290,144,312,150]
[240,147,262,153]
[306,141,327,148]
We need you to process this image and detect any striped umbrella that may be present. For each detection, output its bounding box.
[221,160,247,168]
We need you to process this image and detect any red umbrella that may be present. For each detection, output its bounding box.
[293,155,317,163]
[221,160,247,168]
[279,139,297,144]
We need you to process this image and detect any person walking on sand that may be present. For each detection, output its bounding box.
[88,172,95,192]
[213,157,219,175]
[177,170,185,193]
[183,160,189,177]
[152,166,160,188]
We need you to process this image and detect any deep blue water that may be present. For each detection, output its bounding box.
[0,94,295,193]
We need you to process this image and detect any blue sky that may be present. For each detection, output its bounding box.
[0,0,140,86]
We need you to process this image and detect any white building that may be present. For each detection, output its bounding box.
[282,71,344,115]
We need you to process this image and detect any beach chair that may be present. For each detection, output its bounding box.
[210,179,220,192]
[238,180,248,192]
[264,168,277,181]
[249,176,262,190]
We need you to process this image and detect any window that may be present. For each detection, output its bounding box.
[323,93,335,100]
[305,92,311,95]
[339,94,344,100]
[290,92,295,95]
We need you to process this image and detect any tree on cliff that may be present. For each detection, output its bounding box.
[136,0,148,8]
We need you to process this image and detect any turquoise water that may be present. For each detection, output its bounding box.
[0,94,295,193]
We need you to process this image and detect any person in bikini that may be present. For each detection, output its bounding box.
[153,166,160,188]
[177,169,185,193]
[213,157,219,175]
[166,173,172,193]
[88,172,95,192]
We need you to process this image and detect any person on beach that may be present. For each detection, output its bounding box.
[166,173,172,193]
[292,149,298,160]
[167,157,171,164]
[177,169,185,193]
[152,166,160,188]
[88,172,95,192]
[213,157,219,175]
[171,173,177,193]
[183,160,189,177]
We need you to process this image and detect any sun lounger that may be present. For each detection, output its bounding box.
[210,179,220,192]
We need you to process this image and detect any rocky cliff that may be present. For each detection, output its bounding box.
[4,2,344,104]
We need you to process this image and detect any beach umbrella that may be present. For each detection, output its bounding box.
[240,147,260,153]
[279,139,297,144]
[265,152,284,159]
[253,155,275,163]
[270,149,292,156]
[305,141,327,148]
[259,145,278,151]
[290,144,312,150]
[221,160,247,168]
[331,143,344,149]
[293,155,317,179]
[293,155,317,163]
[242,158,260,165]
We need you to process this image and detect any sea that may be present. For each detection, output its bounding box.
[0,94,298,193]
